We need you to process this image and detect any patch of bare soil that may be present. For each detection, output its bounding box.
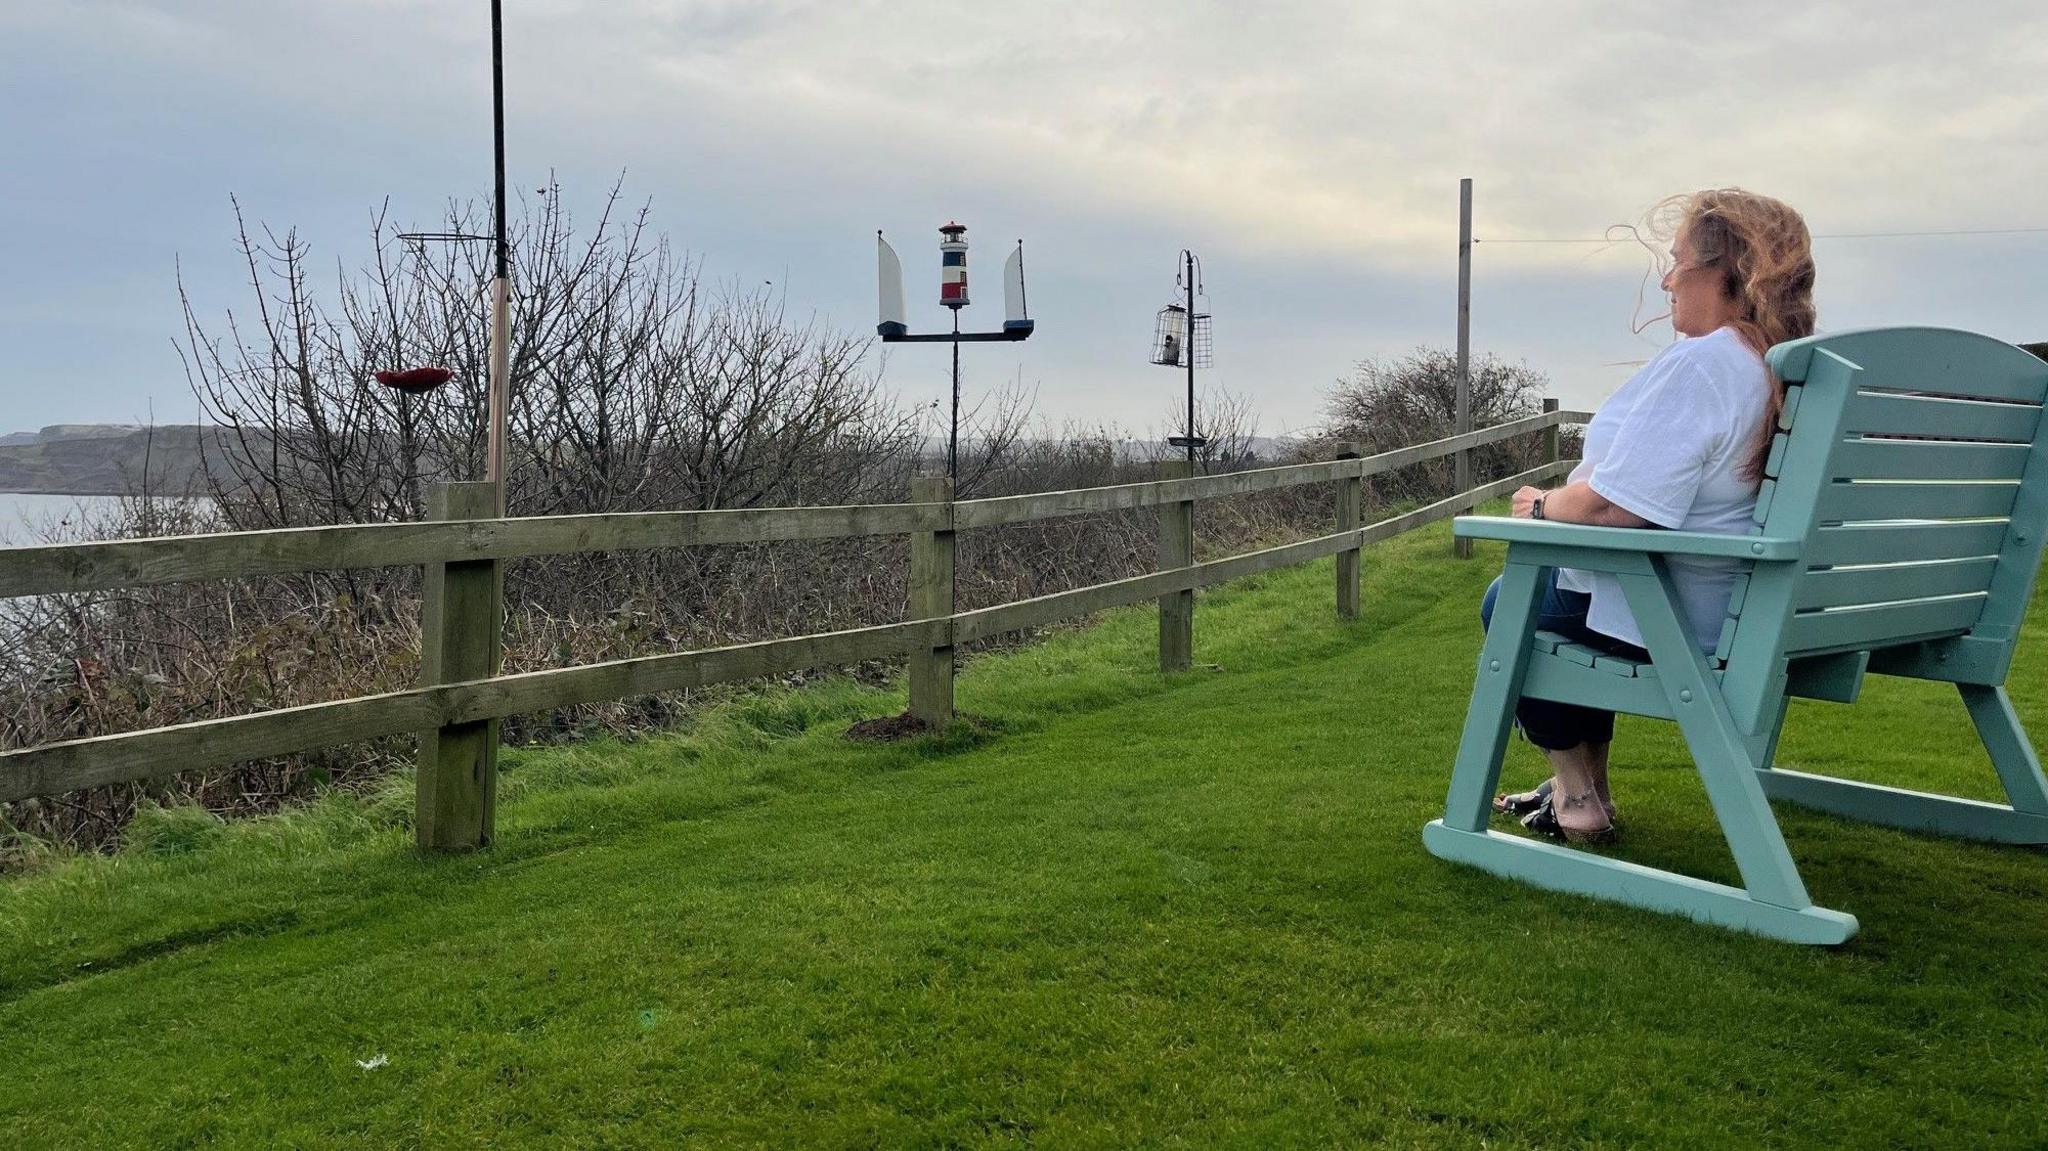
[844,712,937,742]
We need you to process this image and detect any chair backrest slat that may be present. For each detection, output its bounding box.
[1830,438,2031,482]
[1713,328,2048,734]
[1783,593,1988,655]
[1816,481,2018,522]
[1807,520,2008,566]
[1796,556,1998,610]
[1772,327,2048,403]
[1842,391,2041,443]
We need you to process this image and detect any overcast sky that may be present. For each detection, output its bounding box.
[4,1,2046,440]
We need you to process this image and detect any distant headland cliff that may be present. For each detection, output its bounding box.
[0,425,230,496]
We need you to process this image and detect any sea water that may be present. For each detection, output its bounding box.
[0,492,125,546]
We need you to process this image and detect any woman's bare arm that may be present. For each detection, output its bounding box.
[1510,482,1655,528]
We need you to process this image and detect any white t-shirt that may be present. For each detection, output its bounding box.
[1555,325,1771,651]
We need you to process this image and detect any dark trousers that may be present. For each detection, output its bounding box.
[1479,568,1648,751]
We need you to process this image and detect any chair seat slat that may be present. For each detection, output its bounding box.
[1595,653,1652,678]
[1556,641,1601,668]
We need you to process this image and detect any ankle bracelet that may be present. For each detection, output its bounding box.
[1558,787,1602,810]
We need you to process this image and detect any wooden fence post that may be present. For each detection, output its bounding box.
[908,475,956,726]
[1543,397,1561,480]
[1157,459,1194,671]
[1335,441,1363,620]
[418,481,502,851]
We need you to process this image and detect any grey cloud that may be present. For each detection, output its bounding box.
[4,1,2045,434]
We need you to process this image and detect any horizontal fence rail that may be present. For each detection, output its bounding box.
[0,618,951,804]
[1,408,1591,822]
[952,410,1589,529]
[954,461,1570,644]
[0,409,1591,600]
[0,503,950,600]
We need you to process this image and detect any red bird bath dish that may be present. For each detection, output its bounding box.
[374,366,454,394]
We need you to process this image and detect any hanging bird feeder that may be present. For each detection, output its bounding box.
[374,366,455,395]
[375,228,496,398]
[1151,250,1211,461]
[1149,298,1210,368]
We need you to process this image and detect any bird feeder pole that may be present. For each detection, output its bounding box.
[1151,250,1209,466]
[486,0,511,518]
[949,307,962,481]
[1182,248,1197,467]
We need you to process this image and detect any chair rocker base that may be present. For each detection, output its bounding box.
[1423,820,1861,945]
[1758,768,2048,845]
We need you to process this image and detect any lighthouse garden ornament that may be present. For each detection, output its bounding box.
[876,222,1035,483]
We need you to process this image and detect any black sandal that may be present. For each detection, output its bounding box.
[1519,791,1617,845]
[1493,778,1554,817]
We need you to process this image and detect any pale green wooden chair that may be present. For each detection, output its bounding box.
[1425,327,2048,944]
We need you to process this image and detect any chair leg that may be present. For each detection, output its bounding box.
[1438,562,1544,833]
[1619,569,1815,913]
[1759,697,1791,771]
[1961,684,2048,816]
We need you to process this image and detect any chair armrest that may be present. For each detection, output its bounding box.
[1453,516,1802,561]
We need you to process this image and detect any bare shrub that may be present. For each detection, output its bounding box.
[1148,382,1264,469]
[1312,348,1554,504]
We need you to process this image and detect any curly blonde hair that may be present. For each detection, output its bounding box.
[1654,188,1817,480]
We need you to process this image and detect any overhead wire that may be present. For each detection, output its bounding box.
[1476,222,2048,343]
[1477,225,2048,244]
[1472,221,2048,379]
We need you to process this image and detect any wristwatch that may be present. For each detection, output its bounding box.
[1531,495,1546,520]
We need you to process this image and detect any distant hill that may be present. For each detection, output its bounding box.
[0,425,230,496]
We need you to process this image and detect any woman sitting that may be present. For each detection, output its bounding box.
[1481,188,1818,842]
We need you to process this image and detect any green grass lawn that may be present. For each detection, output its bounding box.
[5,518,2048,1148]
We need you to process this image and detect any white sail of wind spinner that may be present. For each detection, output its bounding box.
[877,232,908,337]
[1000,243,1030,333]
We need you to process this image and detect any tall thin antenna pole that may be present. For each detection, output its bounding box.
[1184,249,1197,468]
[491,0,508,284]
[1454,177,1473,559]
[485,0,511,517]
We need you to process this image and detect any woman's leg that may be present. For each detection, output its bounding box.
[1573,638,1649,820]
[1534,744,1615,837]
[1525,642,1621,836]
[1480,569,1619,829]
[1588,740,1613,813]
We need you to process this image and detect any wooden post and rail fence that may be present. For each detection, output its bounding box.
[0,406,1586,850]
